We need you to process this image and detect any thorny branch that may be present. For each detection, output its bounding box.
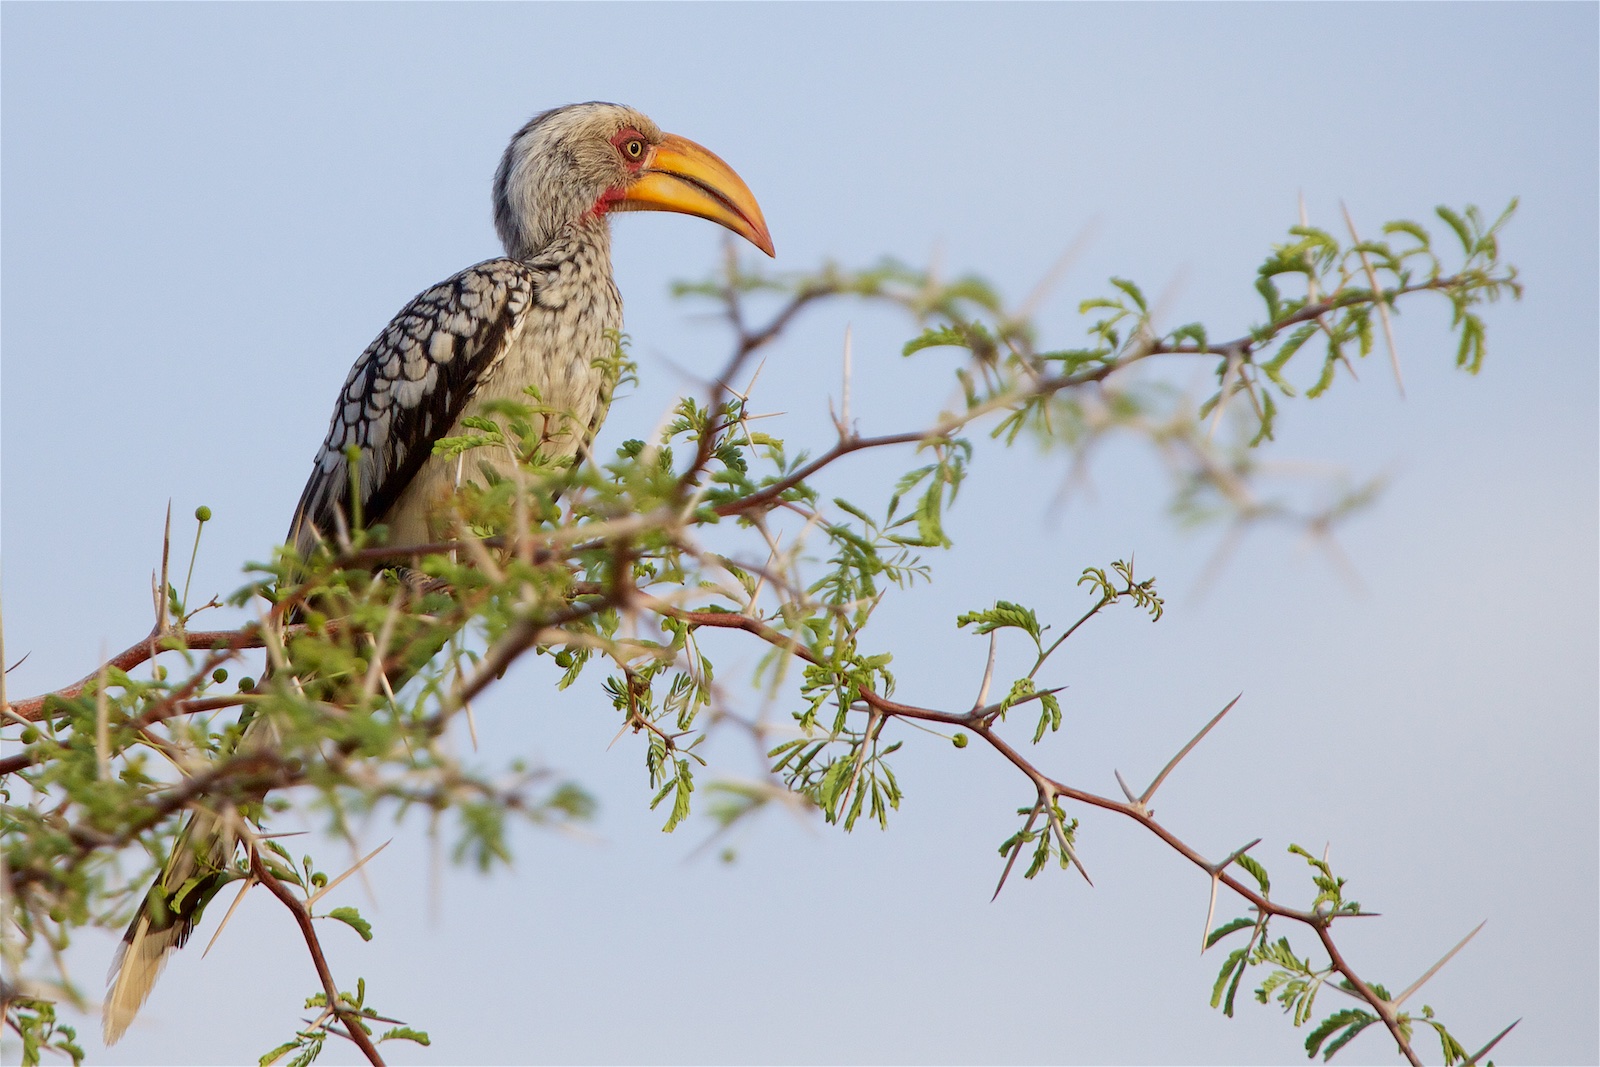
[8,628,276,724]
[666,604,1434,1065]
[249,847,385,1067]
[2,213,1518,1062]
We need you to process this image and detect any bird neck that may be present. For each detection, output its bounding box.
[522,214,612,272]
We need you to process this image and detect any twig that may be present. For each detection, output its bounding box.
[1,647,256,776]
[249,846,385,1067]
[1313,922,1422,1067]
[7,627,280,723]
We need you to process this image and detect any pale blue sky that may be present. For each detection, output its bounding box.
[3,3,1595,1064]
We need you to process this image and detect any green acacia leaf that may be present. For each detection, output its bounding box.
[1235,853,1271,894]
[1205,917,1256,949]
[1306,1007,1378,1060]
[379,1027,431,1046]
[1078,296,1124,314]
[818,757,852,815]
[1110,277,1148,312]
[1436,205,1474,254]
[1210,947,1248,1011]
[1169,322,1208,351]
[260,1040,301,1066]
[327,906,373,942]
[1032,689,1063,743]
[956,601,1042,641]
[1382,219,1429,246]
[1256,275,1283,321]
[903,324,972,357]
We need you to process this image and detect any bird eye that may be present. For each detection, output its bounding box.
[622,138,646,161]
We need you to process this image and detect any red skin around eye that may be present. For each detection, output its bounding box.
[609,128,649,169]
[593,128,650,217]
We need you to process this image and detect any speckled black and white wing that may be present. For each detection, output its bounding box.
[287,258,534,556]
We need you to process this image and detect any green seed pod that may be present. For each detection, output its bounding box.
[952,732,969,749]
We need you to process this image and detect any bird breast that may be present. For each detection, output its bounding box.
[384,231,623,549]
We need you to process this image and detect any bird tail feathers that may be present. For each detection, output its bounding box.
[103,804,240,1044]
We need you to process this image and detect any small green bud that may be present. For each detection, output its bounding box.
[212,668,229,684]
[152,665,167,681]
[952,732,969,749]
[238,676,256,692]
[194,505,213,523]
[311,872,328,889]
[720,848,737,864]
[554,651,574,668]
[20,727,38,745]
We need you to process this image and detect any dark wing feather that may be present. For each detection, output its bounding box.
[287,258,534,555]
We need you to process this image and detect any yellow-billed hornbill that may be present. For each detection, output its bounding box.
[104,101,773,1044]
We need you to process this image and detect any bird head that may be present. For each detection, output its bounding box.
[493,102,774,261]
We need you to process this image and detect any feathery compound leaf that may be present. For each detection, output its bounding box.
[379,1027,431,1046]
[1110,277,1149,312]
[1236,853,1271,895]
[1211,947,1249,1016]
[903,324,974,357]
[1435,205,1474,254]
[999,677,1035,719]
[1382,219,1430,247]
[1032,689,1063,743]
[260,1040,301,1066]
[957,601,1043,641]
[326,906,373,942]
[1306,1007,1378,1060]
[1169,322,1208,351]
[1255,274,1284,321]
[1206,917,1256,949]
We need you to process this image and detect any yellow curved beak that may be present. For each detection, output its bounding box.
[618,133,775,257]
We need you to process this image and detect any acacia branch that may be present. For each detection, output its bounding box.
[249,846,385,1067]
[675,281,839,502]
[7,628,275,723]
[710,271,1496,525]
[645,593,1468,1063]
[6,751,294,895]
